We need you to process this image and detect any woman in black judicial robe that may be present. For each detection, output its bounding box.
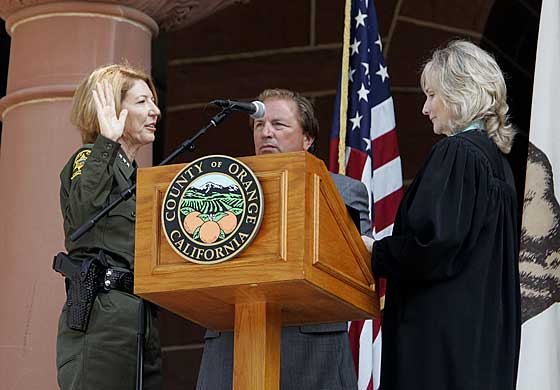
[372,40,521,390]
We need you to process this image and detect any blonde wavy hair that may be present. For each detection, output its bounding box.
[421,40,515,153]
[70,64,158,144]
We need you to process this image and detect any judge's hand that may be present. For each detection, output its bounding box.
[362,235,374,255]
[92,79,128,142]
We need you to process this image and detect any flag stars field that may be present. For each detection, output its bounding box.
[362,137,371,151]
[357,83,370,102]
[376,64,389,83]
[355,9,368,28]
[362,62,369,76]
[350,38,361,55]
[375,34,382,50]
[350,112,363,130]
[349,68,356,82]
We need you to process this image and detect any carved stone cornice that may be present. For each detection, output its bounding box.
[0,0,244,32]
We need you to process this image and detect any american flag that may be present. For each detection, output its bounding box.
[329,0,403,388]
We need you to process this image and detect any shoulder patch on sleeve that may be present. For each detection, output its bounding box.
[71,149,91,180]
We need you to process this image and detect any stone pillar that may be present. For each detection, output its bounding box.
[0,2,157,388]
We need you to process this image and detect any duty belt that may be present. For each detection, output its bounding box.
[52,252,134,294]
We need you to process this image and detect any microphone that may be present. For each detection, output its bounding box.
[211,99,266,119]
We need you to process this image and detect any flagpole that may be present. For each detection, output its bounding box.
[338,0,352,175]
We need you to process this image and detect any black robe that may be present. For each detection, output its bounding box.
[373,130,521,390]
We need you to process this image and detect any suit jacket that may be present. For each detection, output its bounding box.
[196,173,370,390]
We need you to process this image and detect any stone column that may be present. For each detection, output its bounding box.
[0,0,240,387]
[0,2,157,388]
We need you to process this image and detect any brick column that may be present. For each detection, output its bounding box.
[0,2,157,388]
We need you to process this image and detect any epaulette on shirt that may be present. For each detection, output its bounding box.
[117,152,131,168]
[71,148,92,180]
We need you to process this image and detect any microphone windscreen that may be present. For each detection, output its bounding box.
[251,101,266,119]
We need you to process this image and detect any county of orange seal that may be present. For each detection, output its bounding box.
[161,155,264,264]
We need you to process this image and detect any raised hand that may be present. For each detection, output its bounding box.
[92,79,128,142]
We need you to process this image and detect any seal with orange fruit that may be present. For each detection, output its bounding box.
[161,155,264,264]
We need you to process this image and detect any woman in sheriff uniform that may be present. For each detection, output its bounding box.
[56,64,162,390]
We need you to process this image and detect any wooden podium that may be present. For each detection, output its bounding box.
[134,151,379,389]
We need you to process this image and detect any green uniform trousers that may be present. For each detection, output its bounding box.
[56,289,162,390]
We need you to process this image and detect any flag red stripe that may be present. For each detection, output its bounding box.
[329,138,340,172]
[374,187,403,232]
[348,320,366,375]
[373,129,399,169]
[346,148,368,180]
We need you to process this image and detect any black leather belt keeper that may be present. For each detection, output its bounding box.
[102,267,134,294]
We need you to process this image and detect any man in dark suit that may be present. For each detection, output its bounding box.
[196,88,370,390]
